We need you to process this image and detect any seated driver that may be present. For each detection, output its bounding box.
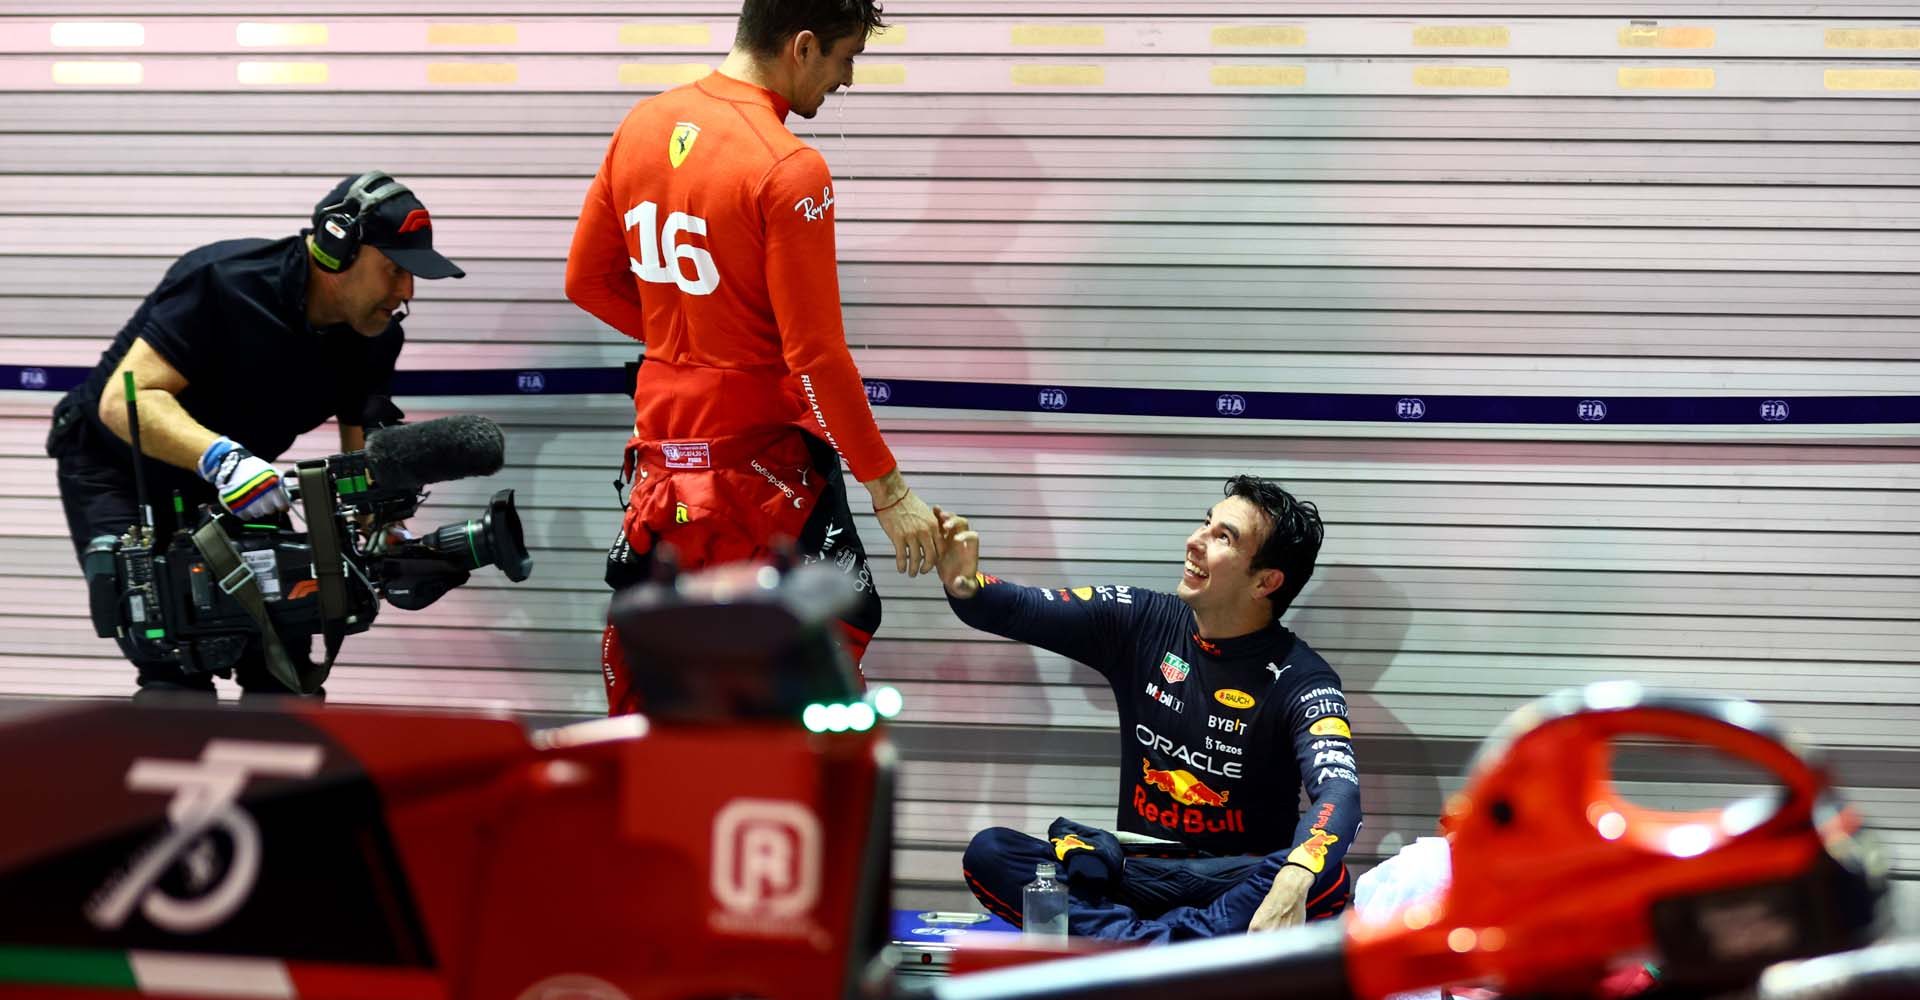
[938,476,1361,941]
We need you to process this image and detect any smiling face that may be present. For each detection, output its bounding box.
[1177,496,1284,618]
[788,29,864,119]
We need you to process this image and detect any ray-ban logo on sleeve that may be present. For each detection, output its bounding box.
[794,185,834,222]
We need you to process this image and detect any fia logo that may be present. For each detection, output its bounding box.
[1215,393,1247,416]
[1759,400,1790,422]
[516,371,546,393]
[1396,398,1426,420]
[1578,399,1609,422]
[88,741,323,934]
[865,381,892,405]
[18,367,48,389]
[710,799,821,936]
[1037,388,1069,411]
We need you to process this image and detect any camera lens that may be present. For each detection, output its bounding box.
[423,489,532,582]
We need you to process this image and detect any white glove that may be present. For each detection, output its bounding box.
[197,436,291,520]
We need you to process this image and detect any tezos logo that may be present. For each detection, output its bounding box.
[1760,400,1790,422]
[865,381,892,404]
[1396,398,1425,420]
[88,740,323,934]
[1578,399,1609,422]
[1037,388,1069,411]
[18,367,48,389]
[710,799,821,937]
[1216,394,1246,416]
[516,371,547,393]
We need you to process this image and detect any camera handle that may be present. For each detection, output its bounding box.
[296,461,350,691]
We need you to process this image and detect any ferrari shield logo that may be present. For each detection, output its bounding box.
[669,121,701,168]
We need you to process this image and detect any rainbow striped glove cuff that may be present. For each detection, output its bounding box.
[197,436,290,520]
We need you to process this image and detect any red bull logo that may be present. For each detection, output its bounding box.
[1135,760,1247,835]
[1285,827,1340,874]
[1132,782,1245,835]
[1140,760,1229,807]
[1051,833,1091,860]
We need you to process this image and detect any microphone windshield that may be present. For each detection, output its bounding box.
[365,415,505,490]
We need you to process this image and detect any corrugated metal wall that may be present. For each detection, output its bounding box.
[2,3,1917,917]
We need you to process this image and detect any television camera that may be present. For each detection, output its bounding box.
[82,373,532,693]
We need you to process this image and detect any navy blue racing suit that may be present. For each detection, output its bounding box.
[953,576,1362,941]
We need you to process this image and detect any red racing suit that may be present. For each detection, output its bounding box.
[566,72,891,712]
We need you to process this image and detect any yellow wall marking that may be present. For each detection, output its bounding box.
[236,23,329,47]
[50,22,145,47]
[1826,28,1920,50]
[1413,26,1510,48]
[237,61,328,85]
[869,24,907,46]
[618,63,711,86]
[1618,25,1715,49]
[618,24,711,46]
[1413,66,1510,87]
[428,24,518,46]
[1013,64,1104,86]
[1211,25,1306,47]
[1618,67,1716,89]
[853,63,906,85]
[51,61,142,85]
[1012,25,1105,47]
[427,62,518,84]
[1211,65,1306,86]
[1825,68,1920,90]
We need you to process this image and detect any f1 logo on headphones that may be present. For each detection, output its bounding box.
[312,170,411,273]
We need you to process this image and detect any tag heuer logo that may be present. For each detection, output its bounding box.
[669,121,701,168]
[1159,652,1190,684]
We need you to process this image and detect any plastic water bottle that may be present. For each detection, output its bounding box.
[1022,862,1068,938]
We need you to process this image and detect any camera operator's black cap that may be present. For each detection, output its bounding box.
[313,173,466,279]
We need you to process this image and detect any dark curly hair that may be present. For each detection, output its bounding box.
[1223,475,1323,618]
[735,0,886,57]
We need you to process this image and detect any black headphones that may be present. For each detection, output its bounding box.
[309,170,412,273]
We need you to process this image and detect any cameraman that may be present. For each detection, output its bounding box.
[45,171,465,700]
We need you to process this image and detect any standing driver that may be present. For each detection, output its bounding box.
[566,0,940,713]
[939,477,1362,941]
[46,171,464,700]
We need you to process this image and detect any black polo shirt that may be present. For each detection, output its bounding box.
[57,235,403,472]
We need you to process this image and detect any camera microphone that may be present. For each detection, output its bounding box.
[365,415,506,491]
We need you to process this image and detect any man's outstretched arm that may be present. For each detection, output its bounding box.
[936,507,1139,678]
